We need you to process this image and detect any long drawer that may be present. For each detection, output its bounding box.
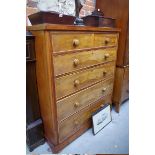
[94,34,118,47]
[57,78,114,121]
[55,61,115,100]
[53,47,117,76]
[58,94,112,142]
[51,33,94,52]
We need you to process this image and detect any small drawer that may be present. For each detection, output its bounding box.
[51,33,94,52]
[53,47,117,76]
[58,94,112,142]
[94,34,118,47]
[57,78,114,121]
[55,61,115,99]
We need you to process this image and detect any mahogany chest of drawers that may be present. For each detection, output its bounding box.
[27,24,120,153]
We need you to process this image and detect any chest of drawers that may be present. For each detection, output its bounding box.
[27,24,120,153]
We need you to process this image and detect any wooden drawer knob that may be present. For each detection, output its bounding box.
[103,70,107,76]
[104,53,110,59]
[74,79,80,87]
[73,59,79,67]
[74,102,80,108]
[104,38,110,45]
[74,121,79,126]
[100,104,104,108]
[102,87,107,93]
[73,39,80,47]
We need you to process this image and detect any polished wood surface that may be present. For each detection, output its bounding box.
[57,78,114,121]
[27,23,120,32]
[53,47,117,76]
[58,94,112,142]
[52,32,118,53]
[55,61,115,99]
[51,32,94,52]
[112,66,129,112]
[47,119,92,153]
[96,0,129,112]
[27,24,119,152]
[31,31,58,145]
[94,33,118,47]
[28,11,76,26]
[122,66,129,102]
[96,0,129,66]
[124,23,129,65]
[48,94,112,153]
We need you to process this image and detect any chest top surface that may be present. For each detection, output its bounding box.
[27,23,120,32]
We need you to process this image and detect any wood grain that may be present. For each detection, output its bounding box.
[58,94,112,142]
[55,61,115,99]
[96,0,129,66]
[96,0,129,113]
[121,66,129,101]
[51,32,94,52]
[53,47,117,76]
[47,94,112,153]
[47,120,92,153]
[57,78,114,122]
[124,23,129,65]
[94,33,118,47]
[31,31,58,145]
[112,66,129,112]
[27,23,121,32]
[27,24,119,152]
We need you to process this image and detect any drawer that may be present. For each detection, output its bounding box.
[57,78,114,121]
[51,33,94,52]
[94,34,118,47]
[53,47,117,76]
[58,94,112,142]
[55,61,115,99]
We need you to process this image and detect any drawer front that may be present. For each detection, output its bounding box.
[53,47,117,76]
[122,67,129,102]
[58,94,112,142]
[57,78,114,121]
[51,33,94,52]
[55,61,115,99]
[94,34,118,47]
